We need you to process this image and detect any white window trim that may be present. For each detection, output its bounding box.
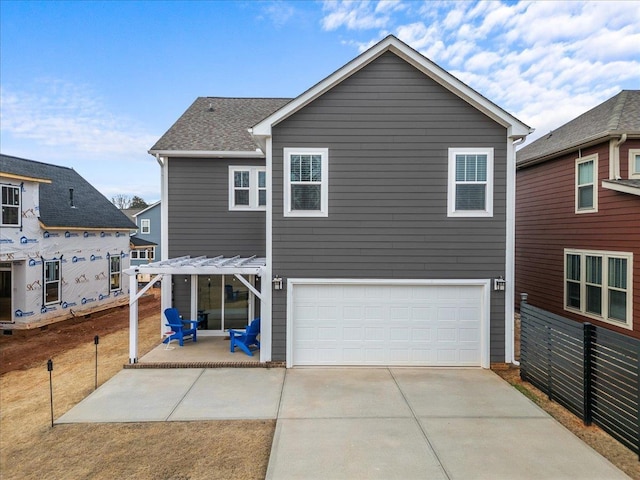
[284,148,329,217]
[44,259,61,305]
[629,149,640,179]
[140,218,150,234]
[109,254,122,292]
[228,166,267,211]
[1,184,21,227]
[564,248,633,330]
[575,154,598,214]
[447,147,494,217]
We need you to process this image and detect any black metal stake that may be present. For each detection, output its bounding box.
[47,359,54,428]
[94,335,99,390]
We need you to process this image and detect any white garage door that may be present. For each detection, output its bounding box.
[289,282,486,367]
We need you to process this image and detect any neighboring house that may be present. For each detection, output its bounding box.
[128,35,532,367]
[0,154,137,328]
[130,201,161,282]
[515,90,640,339]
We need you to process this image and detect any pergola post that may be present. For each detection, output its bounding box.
[129,273,139,363]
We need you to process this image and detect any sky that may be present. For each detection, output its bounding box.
[1,0,639,204]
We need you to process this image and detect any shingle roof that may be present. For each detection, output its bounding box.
[517,90,640,166]
[130,236,157,247]
[0,154,137,230]
[149,97,292,152]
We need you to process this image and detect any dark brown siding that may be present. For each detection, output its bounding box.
[516,140,640,339]
[271,52,510,361]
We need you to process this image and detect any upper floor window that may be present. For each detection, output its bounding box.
[629,149,640,179]
[575,155,598,213]
[564,249,633,330]
[44,259,61,305]
[1,185,20,226]
[109,254,121,292]
[447,148,494,217]
[140,218,150,234]
[284,148,329,217]
[228,166,266,211]
[131,247,155,260]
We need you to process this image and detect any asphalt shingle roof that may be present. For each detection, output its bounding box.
[517,90,640,165]
[0,154,137,230]
[149,97,292,152]
[130,236,157,247]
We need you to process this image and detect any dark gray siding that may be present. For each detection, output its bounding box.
[271,52,508,362]
[168,157,265,313]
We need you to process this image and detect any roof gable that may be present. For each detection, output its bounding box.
[517,90,640,166]
[0,154,137,230]
[251,35,531,145]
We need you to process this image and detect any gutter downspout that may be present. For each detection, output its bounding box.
[610,134,627,180]
[509,135,528,367]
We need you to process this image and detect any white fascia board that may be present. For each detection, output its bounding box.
[133,200,161,217]
[602,180,640,196]
[148,150,265,159]
[251,36,532,139]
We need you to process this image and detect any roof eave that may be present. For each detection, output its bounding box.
[251,36,531,139]
[148,149,265,159]
[602,180,640,196]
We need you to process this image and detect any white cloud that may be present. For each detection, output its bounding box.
[0,79,157,158]
[260,0,297,28]
[321,0,402,31]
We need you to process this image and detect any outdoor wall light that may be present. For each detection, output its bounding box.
[272,275,283,290]
[494,276,506,291]
[184,276,188,283]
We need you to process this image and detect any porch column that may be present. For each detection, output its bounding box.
[161,275,172,337]
[128,273,139,363]
[190,274,198,320]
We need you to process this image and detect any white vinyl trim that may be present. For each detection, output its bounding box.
[629,149,640,179]
[148,150,265,158]
[283,148,329,217]
[575,154,598,214]
[447,147,494,217]
[286,278,491,368]
[263,137,273,363]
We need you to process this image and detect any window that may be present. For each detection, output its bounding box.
[284,148,329,217]
[564,249,633,329]
[228,167,267,210]
[131,248,155,260]
[1,185,20,226]
[140,218,150,234]
[575,155,598,213]
[447,148,494,217]
[44,259,61,305]
[109,254,121,292]
[629,149,640,179]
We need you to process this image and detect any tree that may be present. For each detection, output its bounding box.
[111,194,132,209]
[130,196,148,209]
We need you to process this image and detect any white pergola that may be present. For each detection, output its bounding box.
[123,255,267,364]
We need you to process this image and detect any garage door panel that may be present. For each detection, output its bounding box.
[291,283,484,367]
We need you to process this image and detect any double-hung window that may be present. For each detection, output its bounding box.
[284,148,329,217]
[575,155,598,213]
[228,167,266,210]
[140,219,150,234]
[1,185,20,226]
[564,249,633,329]
[629,149,640,179]
[44,259,61,305]
[447,148,494,217]
[109,254,121,292]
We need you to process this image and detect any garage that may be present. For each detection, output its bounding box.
[287,280,489,367]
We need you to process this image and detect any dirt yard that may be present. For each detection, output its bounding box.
[0,293,274,480]
[1,298,638,479]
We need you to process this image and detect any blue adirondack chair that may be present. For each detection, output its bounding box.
[229,318,260,356]
[163,308,200,347]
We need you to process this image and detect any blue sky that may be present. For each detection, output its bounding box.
[1,0,639,203]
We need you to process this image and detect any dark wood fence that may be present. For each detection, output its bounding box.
[520,295,639,458]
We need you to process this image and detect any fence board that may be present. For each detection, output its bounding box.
[520,299,639,457]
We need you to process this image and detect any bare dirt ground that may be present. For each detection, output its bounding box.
[1,301,637,479]
[0,293,274,480]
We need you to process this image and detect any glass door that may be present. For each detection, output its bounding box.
[197,275,251,333]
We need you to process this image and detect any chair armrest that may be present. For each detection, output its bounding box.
[182,319,201,326]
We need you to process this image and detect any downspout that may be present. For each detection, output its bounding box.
[509,135,528,367]
[611,134,627,180]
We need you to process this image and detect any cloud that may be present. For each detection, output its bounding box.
[259,0,297,28]
[0,79,157,159]
[321,0,403,31]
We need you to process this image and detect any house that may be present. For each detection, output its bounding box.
[126,35,532,367]
[515,90,640,339]
[129,201,160,281]
[0,154,137,328]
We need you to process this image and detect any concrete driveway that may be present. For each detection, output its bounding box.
[58,367,629,479]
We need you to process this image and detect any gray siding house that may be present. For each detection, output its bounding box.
[130,201,161,271]
[133,36,531,367]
